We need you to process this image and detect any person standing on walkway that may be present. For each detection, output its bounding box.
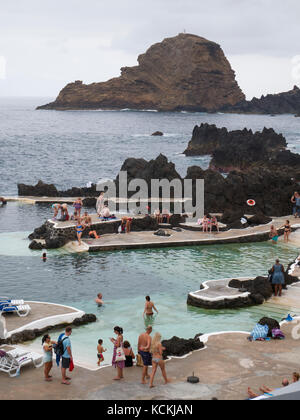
[271,259,285,297]
[138,326,153,384]
[61,327,73,385]
[96,192,105,216]
[149,332,169,388]
[111,326,125,380]
[280,220,291,242]
[42,334,57,382]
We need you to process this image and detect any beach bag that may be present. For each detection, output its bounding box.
[251,323,269,341]
[69,359,74,372]
[272,329,285,340]
[115,347,126,362]
[136,353,144,367]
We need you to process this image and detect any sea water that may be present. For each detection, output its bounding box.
[0,98,300,367]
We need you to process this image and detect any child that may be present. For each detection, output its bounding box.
[97,339,106,366]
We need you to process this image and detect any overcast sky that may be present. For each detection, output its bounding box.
[0,0,300,99]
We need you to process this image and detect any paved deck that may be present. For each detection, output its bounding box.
[2,302,83,338]
[189,278,251,302]
[81,216,298,252]
[3,321,300,400]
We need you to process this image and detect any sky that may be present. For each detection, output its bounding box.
[0,0,300,99]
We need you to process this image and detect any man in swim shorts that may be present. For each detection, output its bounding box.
[138,326,153,384]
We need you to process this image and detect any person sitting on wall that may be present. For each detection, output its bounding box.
[100,204,111,220]
[89,230,100,239]
[83,211,92,228]
[161,209,172,224]
[154,209,161,223]
[210,215,219,233]
[121,216,133,234]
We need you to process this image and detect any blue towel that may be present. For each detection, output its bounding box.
[250,323,269,341]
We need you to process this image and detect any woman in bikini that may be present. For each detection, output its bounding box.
[281,220,291,243]
[76,217,85,246]
[201,215,209,233]
[149,332,169,388]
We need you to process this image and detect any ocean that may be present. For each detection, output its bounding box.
[0,97,299,367]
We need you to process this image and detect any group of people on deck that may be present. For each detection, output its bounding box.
[198,214,219,233]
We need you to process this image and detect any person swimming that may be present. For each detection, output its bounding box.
[269,225,279,244]
[95,293,104,306]
[0,197,7,206]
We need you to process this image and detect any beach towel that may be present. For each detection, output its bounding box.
[250,323,269,341]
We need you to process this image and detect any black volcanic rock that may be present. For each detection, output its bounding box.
[162,335,204,358]
[184,123,292,172]
[222,85,300,115]
[115,154,182,197]
[185,165,300,216]
[229,277,273,302]
[18,180,59,197]
[258,318,280,337]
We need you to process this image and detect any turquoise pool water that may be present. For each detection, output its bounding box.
[0,211,298,367]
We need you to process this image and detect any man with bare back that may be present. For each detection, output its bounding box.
[138,326,153,384]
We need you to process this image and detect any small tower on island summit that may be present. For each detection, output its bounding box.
[0,313,7,340]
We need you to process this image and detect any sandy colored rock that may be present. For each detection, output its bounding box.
[37,33,244,112]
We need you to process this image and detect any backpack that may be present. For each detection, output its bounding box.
[54,336,68,357]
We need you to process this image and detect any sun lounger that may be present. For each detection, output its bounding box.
[0,299,25,306]
[0,304,31,317]
[0,350,43,377]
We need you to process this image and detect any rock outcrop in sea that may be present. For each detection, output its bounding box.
[222,85,300,115]
[184,123,300,173]
[37,33,245,112]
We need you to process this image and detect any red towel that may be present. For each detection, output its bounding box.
[69,359,74,372]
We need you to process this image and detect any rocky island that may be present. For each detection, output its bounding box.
[37,33,245,112]
[184,123,300,173]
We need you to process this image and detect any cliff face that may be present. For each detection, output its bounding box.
[222,85,300,114]
[37,33,245,112]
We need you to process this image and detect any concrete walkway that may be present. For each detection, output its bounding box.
[81,216,299,252]
[3,321,300,400]
[2,302,83,339]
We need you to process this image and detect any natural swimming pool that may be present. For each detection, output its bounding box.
[0,202,298,367]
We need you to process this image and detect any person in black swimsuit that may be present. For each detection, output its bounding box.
[123,341,135,367]
[281,220,291,243]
